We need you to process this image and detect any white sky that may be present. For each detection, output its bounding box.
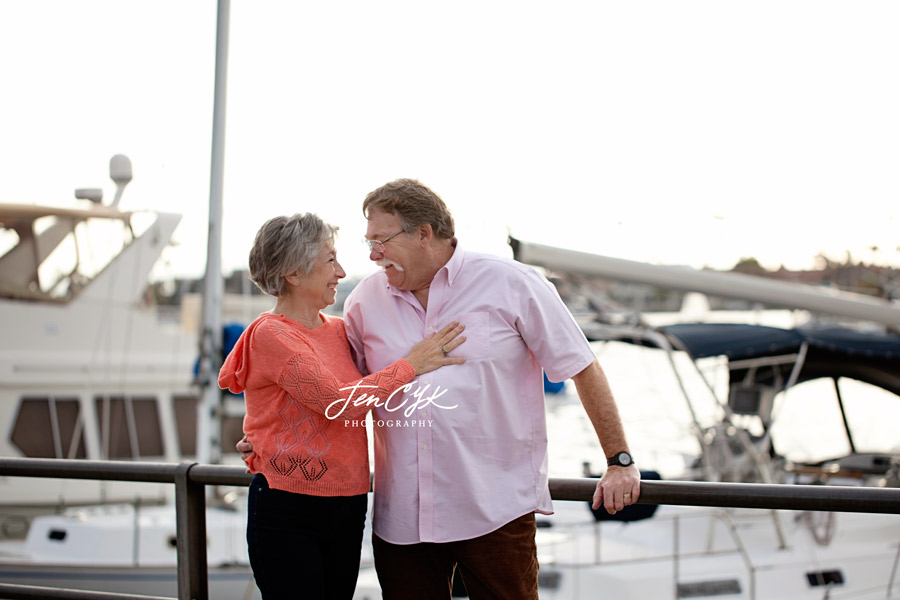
[2,1,898,281]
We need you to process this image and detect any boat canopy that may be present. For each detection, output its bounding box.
[659,323,900,395]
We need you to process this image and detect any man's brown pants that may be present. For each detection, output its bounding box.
[373,512,539,600]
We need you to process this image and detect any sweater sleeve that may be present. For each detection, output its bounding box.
[278,345,416,421]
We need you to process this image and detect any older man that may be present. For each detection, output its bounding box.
[344,178,640,599]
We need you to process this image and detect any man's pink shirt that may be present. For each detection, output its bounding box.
[343,243,595,544]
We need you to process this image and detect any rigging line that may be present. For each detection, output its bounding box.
[100,394,111,460]
[87,216,125,462]
[88,216,123,379]
[67,408,85,460]
[833,377,856,454]
[114,215,149,395]
[125,394,140,460]
[48,396,63,459]
[758,341,809,453]
[92,224,127,457]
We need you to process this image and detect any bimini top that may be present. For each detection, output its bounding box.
[659,323,900,395]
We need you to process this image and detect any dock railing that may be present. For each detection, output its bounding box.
[1,457,899,600]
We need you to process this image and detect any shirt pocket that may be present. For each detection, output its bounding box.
[446,311,491,360]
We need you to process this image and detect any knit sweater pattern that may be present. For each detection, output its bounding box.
[219,312,415,497]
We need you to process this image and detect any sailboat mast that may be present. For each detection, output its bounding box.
[197,0,230,466]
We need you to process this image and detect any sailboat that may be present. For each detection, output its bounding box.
[509,237,900,599]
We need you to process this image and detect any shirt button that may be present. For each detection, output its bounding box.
[428,326,434,332]
[421,412,427,418]
[423,444,429,450]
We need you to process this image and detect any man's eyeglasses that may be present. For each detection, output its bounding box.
[363,230,404,253]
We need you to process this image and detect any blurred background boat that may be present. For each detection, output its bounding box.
[0,155,206,514]
[511,237,900,599]
[1,163,899,598]
[0,154,376,599]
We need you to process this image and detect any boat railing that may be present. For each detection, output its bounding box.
[2,459,900,600]
[539,506,812,600]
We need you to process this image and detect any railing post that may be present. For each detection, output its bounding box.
[174,462,207,600]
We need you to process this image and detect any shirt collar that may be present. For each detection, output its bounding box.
[382,237,463,296]
[439,237,463,287]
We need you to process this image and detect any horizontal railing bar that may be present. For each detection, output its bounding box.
[1,457,898,600]
[551,478,900,514]
[187,463,253,487]
[0,582,172,599]
[3,458,899,514]
[0,458,180,483]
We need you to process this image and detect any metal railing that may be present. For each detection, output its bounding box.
[1,457,899,600]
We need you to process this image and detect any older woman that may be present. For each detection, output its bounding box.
[219,213,465,600]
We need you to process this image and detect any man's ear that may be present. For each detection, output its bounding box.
[416,224,434,247]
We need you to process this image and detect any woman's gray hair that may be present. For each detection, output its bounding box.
[248,213,338,296]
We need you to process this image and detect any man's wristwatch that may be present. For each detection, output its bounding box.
[607,451,634,468]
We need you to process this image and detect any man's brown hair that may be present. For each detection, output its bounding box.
[363,179,455,240]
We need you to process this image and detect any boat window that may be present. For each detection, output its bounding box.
[677,579,742,597]
[806,570,844,587]
[173,394,242,456]
[770,378,852,463]
[837,378,900,454]
[94,396,163,459]
[36,220,78,298]
[0,228,18,260]
[10,397,86,459]
[2,214,136,301]
[769,377,900,463]
[174,395,199,456]
[67,216,131,280]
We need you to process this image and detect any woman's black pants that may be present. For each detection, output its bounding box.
[247,473,368,599]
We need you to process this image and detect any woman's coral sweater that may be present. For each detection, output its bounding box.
[218,312,415,497]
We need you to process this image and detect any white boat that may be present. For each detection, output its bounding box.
[0,155,214,516]
[0,8,262,595]
[0,500,383,600]
[509,238,900,599]
[0,156,240,586]
[0,154,272,516]
[0,155,384,600]
[535,322,900,599]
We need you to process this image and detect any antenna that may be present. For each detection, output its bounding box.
[109,154,133,207]
[75,188,104,203]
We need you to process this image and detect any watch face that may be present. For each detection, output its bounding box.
[607,452,633,467]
